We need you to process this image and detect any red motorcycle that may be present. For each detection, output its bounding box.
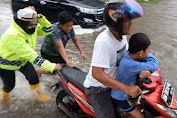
[53,67,177,118]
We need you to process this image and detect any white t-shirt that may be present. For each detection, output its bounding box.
[84,28,128,88]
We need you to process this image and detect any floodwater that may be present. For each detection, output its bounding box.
[0,0,177,118]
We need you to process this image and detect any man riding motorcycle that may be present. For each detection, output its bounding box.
[83,0,144,117]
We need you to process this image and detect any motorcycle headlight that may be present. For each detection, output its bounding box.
[77,7,103,14]
[155,103,177,117]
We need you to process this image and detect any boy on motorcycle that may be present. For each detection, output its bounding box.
[111,33,159,118]
[83,0,144,118]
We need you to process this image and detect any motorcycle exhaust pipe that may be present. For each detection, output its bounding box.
[58,102,77,118]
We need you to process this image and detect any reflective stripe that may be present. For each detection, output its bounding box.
[43,29,53,33]
[42,26,53,32]
[0,56,22,66]
[37,58,45,66]
[33,56,41,65]
[33,56,45,66]
[43,26,53,30]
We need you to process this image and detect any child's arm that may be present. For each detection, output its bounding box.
[139,70,150,78]
[135,54,159,72]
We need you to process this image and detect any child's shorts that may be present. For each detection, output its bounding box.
[113,98,136,112]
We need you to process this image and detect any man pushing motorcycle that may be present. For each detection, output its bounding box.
[83,0,144,118]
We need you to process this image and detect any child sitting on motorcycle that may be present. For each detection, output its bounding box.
[111,33,159,118]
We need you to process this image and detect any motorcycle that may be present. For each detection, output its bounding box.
[53,66,177,118]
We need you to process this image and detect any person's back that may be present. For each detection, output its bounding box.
[111,33,159,118]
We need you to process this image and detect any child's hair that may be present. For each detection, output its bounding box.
[128,33,151,54]
[58,11,73,25]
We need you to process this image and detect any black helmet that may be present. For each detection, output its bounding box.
[104,0,144,38]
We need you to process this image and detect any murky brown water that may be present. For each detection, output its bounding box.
[1,0,177,118]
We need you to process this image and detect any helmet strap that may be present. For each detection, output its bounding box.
[109,23,124,40]
[109,27,123,41]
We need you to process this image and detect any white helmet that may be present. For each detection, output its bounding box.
[15,8,38,34]
[17,8,37,20]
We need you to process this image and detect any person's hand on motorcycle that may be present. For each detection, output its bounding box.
[139,70,150,78]
[81,53,88,60]
[54,63,62,71]
[125,85,144,98]
[66,61,75,67]
[36,63,61,76]
[35,68,57,77]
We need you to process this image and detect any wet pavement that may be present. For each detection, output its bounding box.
[1,0,177,118]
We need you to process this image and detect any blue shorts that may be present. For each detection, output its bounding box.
[113,98,136,112]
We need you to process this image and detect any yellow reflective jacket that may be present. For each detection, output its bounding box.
[0,15,56,73]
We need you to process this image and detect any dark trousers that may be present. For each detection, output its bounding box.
[41,51,66,64]
[0,62,39,92]
[85,87,116,118]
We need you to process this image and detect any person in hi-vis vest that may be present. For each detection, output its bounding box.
[0,6,62,103]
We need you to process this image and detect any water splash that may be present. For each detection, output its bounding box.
[73,25,106,35]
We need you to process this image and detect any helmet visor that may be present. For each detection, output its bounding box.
[120,0,144,19]
[109,0,144,20]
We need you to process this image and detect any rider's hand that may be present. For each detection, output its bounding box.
[66,61,75,67]
[139,70,150,78]
[125,85,144,98]
[81,53,88,60]
[54,63,62,71]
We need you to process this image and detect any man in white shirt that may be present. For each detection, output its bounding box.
[84,0,144,117]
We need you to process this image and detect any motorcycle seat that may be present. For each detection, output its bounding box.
[60,67,87,92]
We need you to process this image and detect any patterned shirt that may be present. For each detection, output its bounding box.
[41,22,75,56]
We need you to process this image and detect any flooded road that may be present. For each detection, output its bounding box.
[0,0,177,118]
